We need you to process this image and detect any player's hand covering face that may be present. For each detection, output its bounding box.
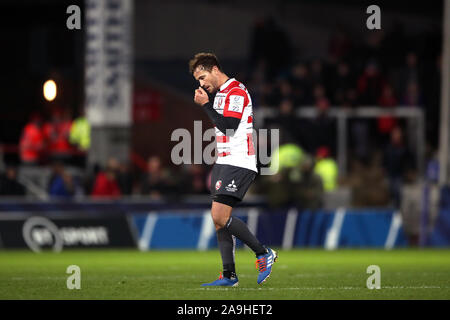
[194,87,209,106]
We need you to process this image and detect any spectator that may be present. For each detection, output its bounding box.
[91,159,122,198]
[422,54,441,148]
[343,88,371,162]
[246,60,267,108]
[69,107,90,167]
[181,164,208,195]
[264,165,293,208]
[0,166,25,196]
[69,108,90,152]
[425,151,439,184]
[312,84,327,102]
[116,161,134,195]
[310,59,322,83]
[83,163,100,195]
[47,162,81,198]
[260,82,278,106]
[264,151,323,209]
[341,88,359,109]
[330,61,355,105]
[293,154,324,209]
[328,25,352,61]
[313,146,338,192]
[307,97,336,155]
[360,31,384,68]
[377,83,398,144]
[19,113,45,165]
[357,61,386,105]
[140,155,176,199]
[402,81,423,107]
[265,78,293,106]
[43,108,74,164]
[264,140,304,208]
[270,99,300,145]
[347,155,390,207]
[392,52,421,100]
[268,126,305,176]
[277,78,294,102]
[310,58,327,87]
[102,157,133,195]
[383,126,415,207]
[290,62,312,105]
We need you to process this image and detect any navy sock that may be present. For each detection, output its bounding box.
[223,265,236,279]
[217,227,236,278]
[225,216,267,257]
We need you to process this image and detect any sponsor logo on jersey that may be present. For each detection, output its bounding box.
[225,180,238,192]
[229,95,244,113]
[215,180,222,190]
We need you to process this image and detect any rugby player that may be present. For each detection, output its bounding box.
[189,53,277,286]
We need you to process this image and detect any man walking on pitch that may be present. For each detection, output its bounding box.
[190,52,277,286]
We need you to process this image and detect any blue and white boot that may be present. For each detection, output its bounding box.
[255,247,278,284]
[201,273,239,287]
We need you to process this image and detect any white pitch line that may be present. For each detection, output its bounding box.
[188,285,448,291]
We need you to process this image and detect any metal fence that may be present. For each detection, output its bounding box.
[255,106,425,177]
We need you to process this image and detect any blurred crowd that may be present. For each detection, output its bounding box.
[0,155,210,200]
[245,19,440,145]
[18,107,90,166]
[241,17,442,208]
[0,18,443,210]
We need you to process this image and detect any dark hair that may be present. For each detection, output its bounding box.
[189,52,221,74]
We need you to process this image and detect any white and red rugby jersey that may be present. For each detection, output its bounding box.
[212,78,257,173]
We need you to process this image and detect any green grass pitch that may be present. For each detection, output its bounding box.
[0,249,449,300]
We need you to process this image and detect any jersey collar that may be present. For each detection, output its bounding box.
[219,78,235,92]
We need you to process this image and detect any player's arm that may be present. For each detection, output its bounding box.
[203,102,240,135]
[194,87,241,135]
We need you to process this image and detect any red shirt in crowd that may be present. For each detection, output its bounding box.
[43,120,73,156]
[90,172,121,198]
[377,85,398,134]
[19,122,45,163]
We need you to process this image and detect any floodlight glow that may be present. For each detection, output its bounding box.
[43,79,57,101]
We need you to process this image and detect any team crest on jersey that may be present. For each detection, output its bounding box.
[225,180,238,192]
[215,180,222,190]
